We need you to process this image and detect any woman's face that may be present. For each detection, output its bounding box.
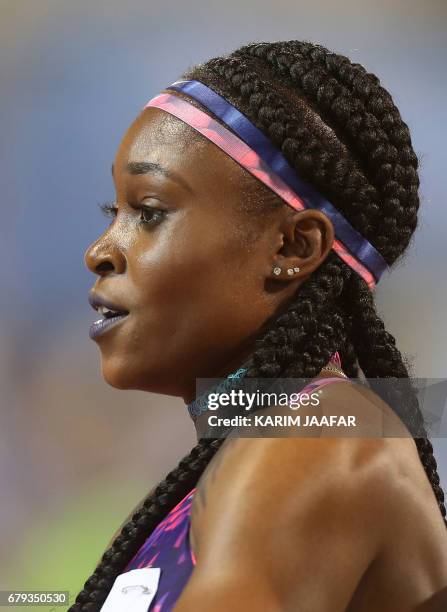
[84,103,331,400]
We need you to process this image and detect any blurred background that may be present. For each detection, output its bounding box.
[0,0,446,607]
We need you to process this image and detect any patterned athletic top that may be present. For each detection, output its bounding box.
[124,486,197,611]
[124,356,348,611]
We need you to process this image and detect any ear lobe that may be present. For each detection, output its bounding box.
[270,264,301,280]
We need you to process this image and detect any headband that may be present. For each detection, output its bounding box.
[143,79,389,290]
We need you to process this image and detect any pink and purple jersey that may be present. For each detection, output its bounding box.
[124,487,197,611]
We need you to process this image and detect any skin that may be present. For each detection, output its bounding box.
[85,96,447,610]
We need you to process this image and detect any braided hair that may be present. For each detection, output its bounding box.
[70,40,446,611]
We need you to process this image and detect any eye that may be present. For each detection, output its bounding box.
[98,199,166,227]
[139,205,166,226]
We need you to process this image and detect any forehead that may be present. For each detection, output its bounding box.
[113,106,252,193]
[115,107,207,175]
[130,106,200,150]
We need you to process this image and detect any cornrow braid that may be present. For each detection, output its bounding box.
[234,41,420,262]
[71,40,445,610]
[196,54,389,258]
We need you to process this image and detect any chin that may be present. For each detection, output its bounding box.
[99,354,179,395]
[99,354,140,390]
[101,365,132,390]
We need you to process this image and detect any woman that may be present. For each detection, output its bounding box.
[72,40,447,611]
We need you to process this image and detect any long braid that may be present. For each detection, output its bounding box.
[336,317,359,379]
[343,274,446,524]
[245,253,350,380]
[72,40,445,610]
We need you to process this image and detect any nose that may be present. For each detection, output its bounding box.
[84,233,126,276]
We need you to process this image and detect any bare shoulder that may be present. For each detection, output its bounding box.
[192,431,421,534]
[185,433,405,609]
[318,379,447,530]
[191,380,445,544]
[315,381,447,607]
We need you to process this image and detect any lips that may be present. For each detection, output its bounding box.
[88,292,129,317]
[88,292,130,340]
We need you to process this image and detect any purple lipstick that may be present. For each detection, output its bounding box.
[88,293,129,340]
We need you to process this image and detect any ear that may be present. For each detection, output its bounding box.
[268,209,335,282]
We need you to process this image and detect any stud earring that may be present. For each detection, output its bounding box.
[273,266,300,276]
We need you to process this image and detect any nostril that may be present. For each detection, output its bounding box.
[96,261,114,273]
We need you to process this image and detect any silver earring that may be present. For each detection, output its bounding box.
[273,266,300,276]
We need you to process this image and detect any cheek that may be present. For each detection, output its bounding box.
[126,217,268,366]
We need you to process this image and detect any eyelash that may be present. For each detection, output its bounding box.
[98,200,165,227]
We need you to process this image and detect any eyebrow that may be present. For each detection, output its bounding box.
[111,161,193,194]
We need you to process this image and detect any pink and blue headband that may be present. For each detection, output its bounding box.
[143,79,388,290]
